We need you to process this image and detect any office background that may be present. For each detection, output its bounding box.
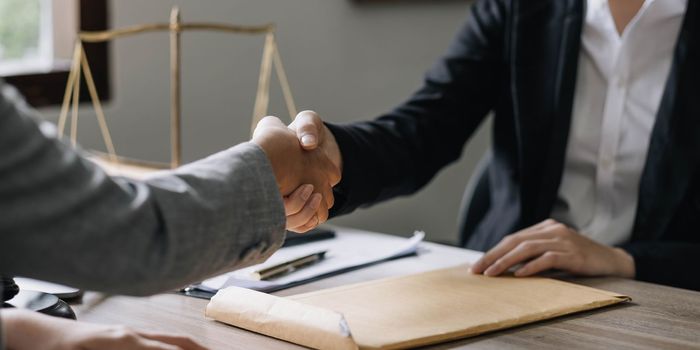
[39,0,489,244]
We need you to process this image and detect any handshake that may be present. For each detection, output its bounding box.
[251,110,342,233]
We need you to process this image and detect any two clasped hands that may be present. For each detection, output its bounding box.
[251,111,342,233]
[253,111,635,280]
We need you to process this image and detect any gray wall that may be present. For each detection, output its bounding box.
[40,0,490,244]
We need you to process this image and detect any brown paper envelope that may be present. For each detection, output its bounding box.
[289,264,629,349]
[207,264,629,350]
[206,286,359,350]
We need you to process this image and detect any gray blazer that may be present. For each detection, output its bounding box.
[0,81,285,296]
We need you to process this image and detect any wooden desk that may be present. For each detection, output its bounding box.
[73,228,700,349]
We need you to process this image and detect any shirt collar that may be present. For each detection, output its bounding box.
[586,0,687,24]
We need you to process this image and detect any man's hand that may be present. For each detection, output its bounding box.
[252,116,340,232]
[3,309,208,350]
[470,219,636,278]
[283,184,323,231]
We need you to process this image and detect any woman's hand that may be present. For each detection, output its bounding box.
[3,309,207,350]
[283,184,323,232]
[470,219,636,278]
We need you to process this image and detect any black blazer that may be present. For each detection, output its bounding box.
[326,0,700,291]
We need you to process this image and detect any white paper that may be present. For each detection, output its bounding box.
[14,278,80,298]
[196,231,425,293]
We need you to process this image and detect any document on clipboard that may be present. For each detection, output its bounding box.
[189,231,425,295]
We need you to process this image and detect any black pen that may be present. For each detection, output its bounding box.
[251,250,327,281]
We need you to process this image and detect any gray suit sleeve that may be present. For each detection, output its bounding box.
[0,82,286,296]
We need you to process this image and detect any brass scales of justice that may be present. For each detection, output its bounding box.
[57,6,298,178]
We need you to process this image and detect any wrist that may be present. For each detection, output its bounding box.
[322,125,343,173]
[611,247,636,279]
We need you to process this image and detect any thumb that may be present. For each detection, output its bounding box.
[290,110,323,150]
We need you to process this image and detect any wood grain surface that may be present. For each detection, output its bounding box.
[71,228,700,350]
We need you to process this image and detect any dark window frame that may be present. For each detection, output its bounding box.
[4,0,110,107]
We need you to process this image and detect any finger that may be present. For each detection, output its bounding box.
[286,193,322,229]
[482,239,562,276]
[290,110,323,150]
[514,251,569,277]
[471,220,568,273]
[284,184,314,216]
[315,202,329,225]
[138,332,208,350]
[321,183,335,209]
[471,223,561,274]
[329,167,341,187]
[533,218,559,230]
[293,214,321,233]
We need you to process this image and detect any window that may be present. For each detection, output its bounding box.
[2,0,110,107]
[0,0,54,76]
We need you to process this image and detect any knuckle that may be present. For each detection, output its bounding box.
[295,204,310,217]
[318,209,329,224]
[502,235,515,245]
[297,226,312,233]
[261,115,279,124]
[544,218,557,225]
[286,217,302,230]
[299,110,320,122]
[478,256,494,268]
[550,226,569,239]
[543,251,558,264]
[330,169,341,186]
[109,325,135,340]
[561,240,575,250]
[552,223,567,232]
[301,123,317,132]
[288,226,305,233]
[519,241,535,252]
[305,204,319,218]
[325,191,335,208]
[285,199,301,212]
[306,216,320,230]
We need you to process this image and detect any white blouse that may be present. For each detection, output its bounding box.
[550,0,687,245]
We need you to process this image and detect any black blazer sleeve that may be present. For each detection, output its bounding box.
[620,241,700,291]
[327,0,508,216]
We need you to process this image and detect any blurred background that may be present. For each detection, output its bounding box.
[1,0,490,244]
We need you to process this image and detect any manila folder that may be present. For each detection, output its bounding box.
[207,264,629,349]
